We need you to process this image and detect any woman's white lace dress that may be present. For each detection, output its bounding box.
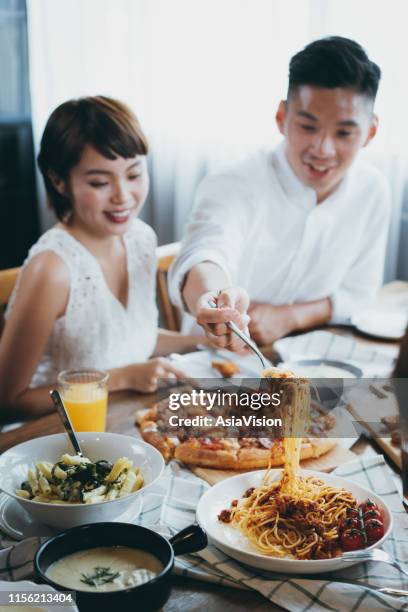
[7,219,158,387]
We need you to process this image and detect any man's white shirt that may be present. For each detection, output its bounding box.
[169,142,391,326]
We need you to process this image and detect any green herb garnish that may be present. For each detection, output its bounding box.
[80,566,120,587]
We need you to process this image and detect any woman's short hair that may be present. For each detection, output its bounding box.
[37,96,149,221]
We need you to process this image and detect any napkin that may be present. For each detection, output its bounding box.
[0,456,407,611]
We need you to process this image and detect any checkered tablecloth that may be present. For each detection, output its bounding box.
[1,456,407,611]
[274,330,398,377]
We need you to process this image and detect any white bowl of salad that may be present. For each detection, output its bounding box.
[0,432,164,529]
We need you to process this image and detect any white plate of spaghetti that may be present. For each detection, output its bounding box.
[196,467,392,573]
[197,372,392,573]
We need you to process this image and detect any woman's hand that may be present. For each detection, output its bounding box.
[122,357,187,393]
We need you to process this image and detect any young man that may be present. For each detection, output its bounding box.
[168,37,391,352]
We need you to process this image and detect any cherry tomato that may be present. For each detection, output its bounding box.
[365,519,384,543]
[346,507,359,518]
[360,499,379,513]
[341,528,365,552]
[340,517,361,533]
[363,509,382,523]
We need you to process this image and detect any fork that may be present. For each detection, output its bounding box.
[207,300,270,371]
[342,548,408,580]
[336,580,408,598]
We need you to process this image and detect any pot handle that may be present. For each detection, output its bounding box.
[169,523,208,556]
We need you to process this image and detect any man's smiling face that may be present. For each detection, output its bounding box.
[276,85,378,202]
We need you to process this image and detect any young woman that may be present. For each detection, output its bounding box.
[0,96,202,418]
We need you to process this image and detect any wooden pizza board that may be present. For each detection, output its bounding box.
[345,386,401,469]
[192,442,356,485]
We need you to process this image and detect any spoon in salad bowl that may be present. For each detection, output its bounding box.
[50,389,84,457]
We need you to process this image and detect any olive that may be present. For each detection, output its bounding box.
[96,460,113,476]
[21,481,32,494]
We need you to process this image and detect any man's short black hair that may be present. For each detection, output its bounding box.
[288,36,381,100]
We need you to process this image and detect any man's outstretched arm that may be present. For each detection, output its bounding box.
[182,262,251,352]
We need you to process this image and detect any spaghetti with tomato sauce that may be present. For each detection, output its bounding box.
[218,373,384,560]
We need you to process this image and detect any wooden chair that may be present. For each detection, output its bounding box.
[156,242,181,331]
[0,267,20,334]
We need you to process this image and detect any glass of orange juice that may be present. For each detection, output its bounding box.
[57,369,109,432]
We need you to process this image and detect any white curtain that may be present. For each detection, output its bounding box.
[27,0,408,278]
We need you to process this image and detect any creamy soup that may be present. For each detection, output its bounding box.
[46,546,163,592]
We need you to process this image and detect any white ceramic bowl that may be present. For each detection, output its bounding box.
[0,433,164,529]
[197,468,393,574]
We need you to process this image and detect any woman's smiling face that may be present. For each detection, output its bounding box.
[59,145,149,236]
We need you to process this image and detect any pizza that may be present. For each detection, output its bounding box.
[172,436,336,470]
[135,401,336,470]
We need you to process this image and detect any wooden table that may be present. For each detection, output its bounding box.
[0,325,402,611]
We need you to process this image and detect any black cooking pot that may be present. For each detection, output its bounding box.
[35,522,207,612]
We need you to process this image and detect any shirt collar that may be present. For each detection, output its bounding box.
[273,141,348,210]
